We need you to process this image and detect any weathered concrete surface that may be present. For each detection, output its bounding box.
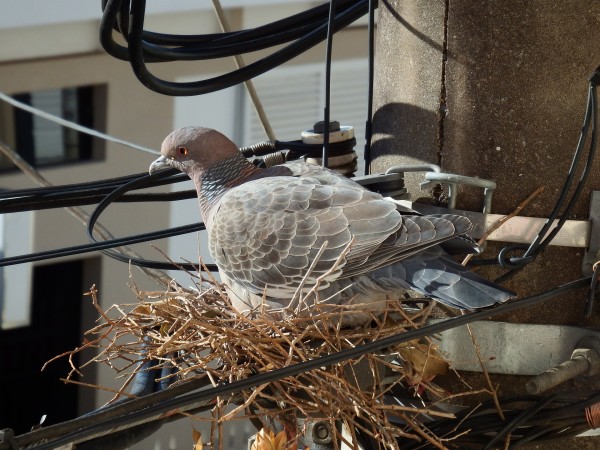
[371,0,445,197]
[372,1,600,447]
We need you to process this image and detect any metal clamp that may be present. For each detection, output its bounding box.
[583,191,600,276]
[420,172,496,214]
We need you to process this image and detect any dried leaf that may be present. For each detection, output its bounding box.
[399,341,449,377]
[192,427,203,450]
[251,428,287,450]
[159,322,170,337]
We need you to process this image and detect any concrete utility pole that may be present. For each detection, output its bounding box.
[371,1,600,447]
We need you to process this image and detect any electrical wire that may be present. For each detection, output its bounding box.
[100,0,369,96]
[398,392,600,449]
[493,67,599,283]
[0,91,157,155]
[321,0,337,168]
[363,0,376,175]
[0,137,356,269]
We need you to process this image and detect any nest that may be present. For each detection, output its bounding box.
[57,273,480,450]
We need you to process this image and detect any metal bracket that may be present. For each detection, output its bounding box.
[583,191,600,275]
[353,171,407,199]
[428,319,600,376]
[399,200,591,249]
[247,419,338,450]
[421,172,496,214]
[356,169,595,265]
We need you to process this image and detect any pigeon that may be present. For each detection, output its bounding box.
[149,127,514,325]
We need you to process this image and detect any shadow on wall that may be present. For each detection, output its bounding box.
[370,102,440,199]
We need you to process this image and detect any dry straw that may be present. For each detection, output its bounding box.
[55,272,476,450]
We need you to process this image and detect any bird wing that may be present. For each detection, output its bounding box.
[208,163,473,299]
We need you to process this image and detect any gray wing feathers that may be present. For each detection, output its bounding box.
[371,247,514,309]
[209,166,511,309]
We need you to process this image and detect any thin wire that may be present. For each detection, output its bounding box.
[363,0,376,175]
[322,0,337,168]
[0,91,158,155]
[210,0,276,142]
[492,70,599,282]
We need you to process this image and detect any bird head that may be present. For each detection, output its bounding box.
[149,126,241,177]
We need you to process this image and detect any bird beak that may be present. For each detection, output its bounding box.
[149,155,169,175]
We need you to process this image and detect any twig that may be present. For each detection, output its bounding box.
[462,186,545,265]
[463,318,505,421]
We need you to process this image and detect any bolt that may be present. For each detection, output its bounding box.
[526,336,600,394]
[312,421,332,444]
[313,120,340,133]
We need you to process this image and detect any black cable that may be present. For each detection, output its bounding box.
[0,168,189,211]
[363,0,376,175]
[101,0,363,61]
[15,275,593,449]
[399,392,600,449]
[0,138,357,269]
[493,68,599,283]
[0,140,353,215]
[0,221,205,268]
[100,0,369,96]
[321,0,337,168]
[86,168,216,271]
[586,262,600,316]
[0,168,207,268]
[483,394,559,450]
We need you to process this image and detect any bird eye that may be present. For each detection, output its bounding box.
[177,146,189,156]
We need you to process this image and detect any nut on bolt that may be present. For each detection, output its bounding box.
[526,336,600,394]
[312,421,332,445]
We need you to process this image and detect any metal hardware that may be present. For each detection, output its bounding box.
[302,121,358,176]
[311,421,333,446]
[420,172,496,214]
[429,320,600,376]
[397,200,591,249]
[354,171,407,199]
[583,191,600,275]
[386,163,441,174]
[246,420,338,450]
[526,336,600,394]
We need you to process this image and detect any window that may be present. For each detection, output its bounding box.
[0,85,106,171]
[0,259,92,433]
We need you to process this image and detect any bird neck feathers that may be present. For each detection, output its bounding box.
[196,153,261,220]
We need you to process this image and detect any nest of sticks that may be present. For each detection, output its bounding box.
[57,271,481,450]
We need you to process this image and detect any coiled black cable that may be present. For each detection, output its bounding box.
[100,0,369,96]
